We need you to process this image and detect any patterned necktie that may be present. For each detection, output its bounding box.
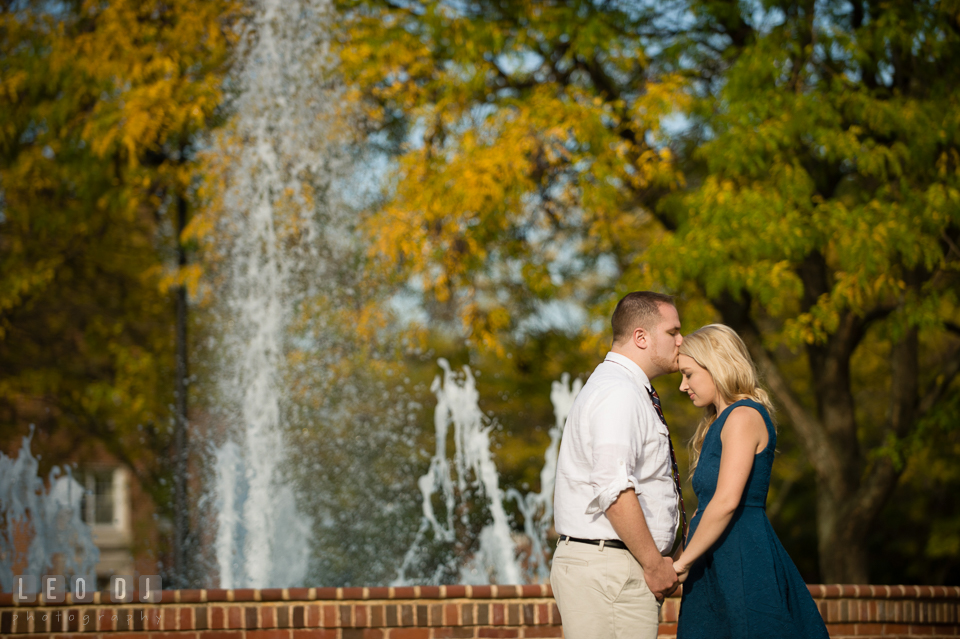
[647,386,688,548]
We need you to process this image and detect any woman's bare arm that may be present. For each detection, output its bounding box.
[673,406,767,581]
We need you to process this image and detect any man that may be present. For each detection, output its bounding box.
[551,291,685,639]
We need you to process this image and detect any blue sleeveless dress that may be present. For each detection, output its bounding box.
[676,399,829,639]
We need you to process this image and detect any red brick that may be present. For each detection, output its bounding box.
[322,605,336,626]
[202,632,243,639]
[882,623,910,635]
[825,623,856,635]
[228,606,242,629]
[472,587,493,599]
[261,590,285,602]
[211,607,225,629]
[370,605,384,627]
[315,588,338,600]
[233,590,257,602]
[342,588,365,601]
[492,604,505,626]
[387,629,430,639]
[164,607,178,629]
[657,623,677,638]
[536,604,548,625]
[248,630,293,639]
[444,604,459,626]
[341,605,354,627]
[907,625,936,635]
[855,623,884,634]
[356,605,369,627]
[246,607,259,628]
[444,586,467,599]
[181,591,205,603]
[430,604,443,626]
[292,631,339,639]
[368,588,390,600]
[393,588,416,600]
[148,632,198,639]
[419,587,441,599]
[433,629,475,638]
[521,628,563,638]
[478,628,519,638]
[181,607,195,629]
[522,604,534,626]
[520,585,543,598]
[207,590,230,602]
[147,607,163,630]
[99,608,115,631]
[342,630,384,639]
[262,606,276,628]
[287,589,312,601]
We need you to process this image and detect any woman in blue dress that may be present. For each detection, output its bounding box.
[672,324,829,639]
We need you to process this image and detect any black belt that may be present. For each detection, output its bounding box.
[559,535,628,550]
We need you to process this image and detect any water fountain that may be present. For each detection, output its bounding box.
[199,0,585,589]
[0,429,98,592]
[205,0,338,589]
[395,362,582,585]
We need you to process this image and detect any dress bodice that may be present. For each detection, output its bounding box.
[691,398,776,520]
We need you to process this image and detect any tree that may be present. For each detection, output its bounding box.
[0,0,238,585]
[341,0,960,582]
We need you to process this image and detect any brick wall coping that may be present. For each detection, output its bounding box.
[1,584,958,607]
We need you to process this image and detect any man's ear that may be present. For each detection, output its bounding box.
[634,326,648,349]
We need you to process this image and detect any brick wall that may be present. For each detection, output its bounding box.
[1,584,958,639]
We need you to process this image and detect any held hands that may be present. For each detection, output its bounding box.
[674,560,691,584]
[644,556,680,602]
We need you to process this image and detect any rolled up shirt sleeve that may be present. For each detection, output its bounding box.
[583,384,644,514]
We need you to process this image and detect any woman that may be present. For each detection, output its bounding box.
[672,324,828,639]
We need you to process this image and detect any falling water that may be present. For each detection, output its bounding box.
[207,0,338,589]
[505,373,583,582]
[0,430,98,592]
[396,361,582,585]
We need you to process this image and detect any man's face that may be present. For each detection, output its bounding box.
[648,303,683,376]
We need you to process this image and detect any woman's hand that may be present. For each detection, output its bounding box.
[674,560,690,583]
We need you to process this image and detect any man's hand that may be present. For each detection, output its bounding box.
[606,490,680,602]
[643,555,679,602]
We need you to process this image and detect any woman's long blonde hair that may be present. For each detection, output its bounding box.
[681,324,776,476]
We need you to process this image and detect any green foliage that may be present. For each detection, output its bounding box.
[342,0,960,582]
[0,0,238,502]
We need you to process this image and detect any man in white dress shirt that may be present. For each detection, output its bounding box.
[551,291,683,639]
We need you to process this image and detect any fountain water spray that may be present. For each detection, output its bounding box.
[396,361,582,584]
[505,373,583,582]
[207,0,339,588]
[0,430,98,592]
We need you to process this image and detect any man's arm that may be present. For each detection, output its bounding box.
[606,489,679,601]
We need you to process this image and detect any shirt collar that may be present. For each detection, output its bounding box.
[603,352,653,391]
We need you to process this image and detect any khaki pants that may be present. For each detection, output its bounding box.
[550,539,660,639]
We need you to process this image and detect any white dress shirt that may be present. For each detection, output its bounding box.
[554,352,680,554]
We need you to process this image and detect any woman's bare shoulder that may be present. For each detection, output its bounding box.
[721,405,766,441]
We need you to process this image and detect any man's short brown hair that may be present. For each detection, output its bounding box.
[611,291,675,344]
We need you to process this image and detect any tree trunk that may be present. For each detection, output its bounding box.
[172,193,191,588]
[715,295,913,583]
